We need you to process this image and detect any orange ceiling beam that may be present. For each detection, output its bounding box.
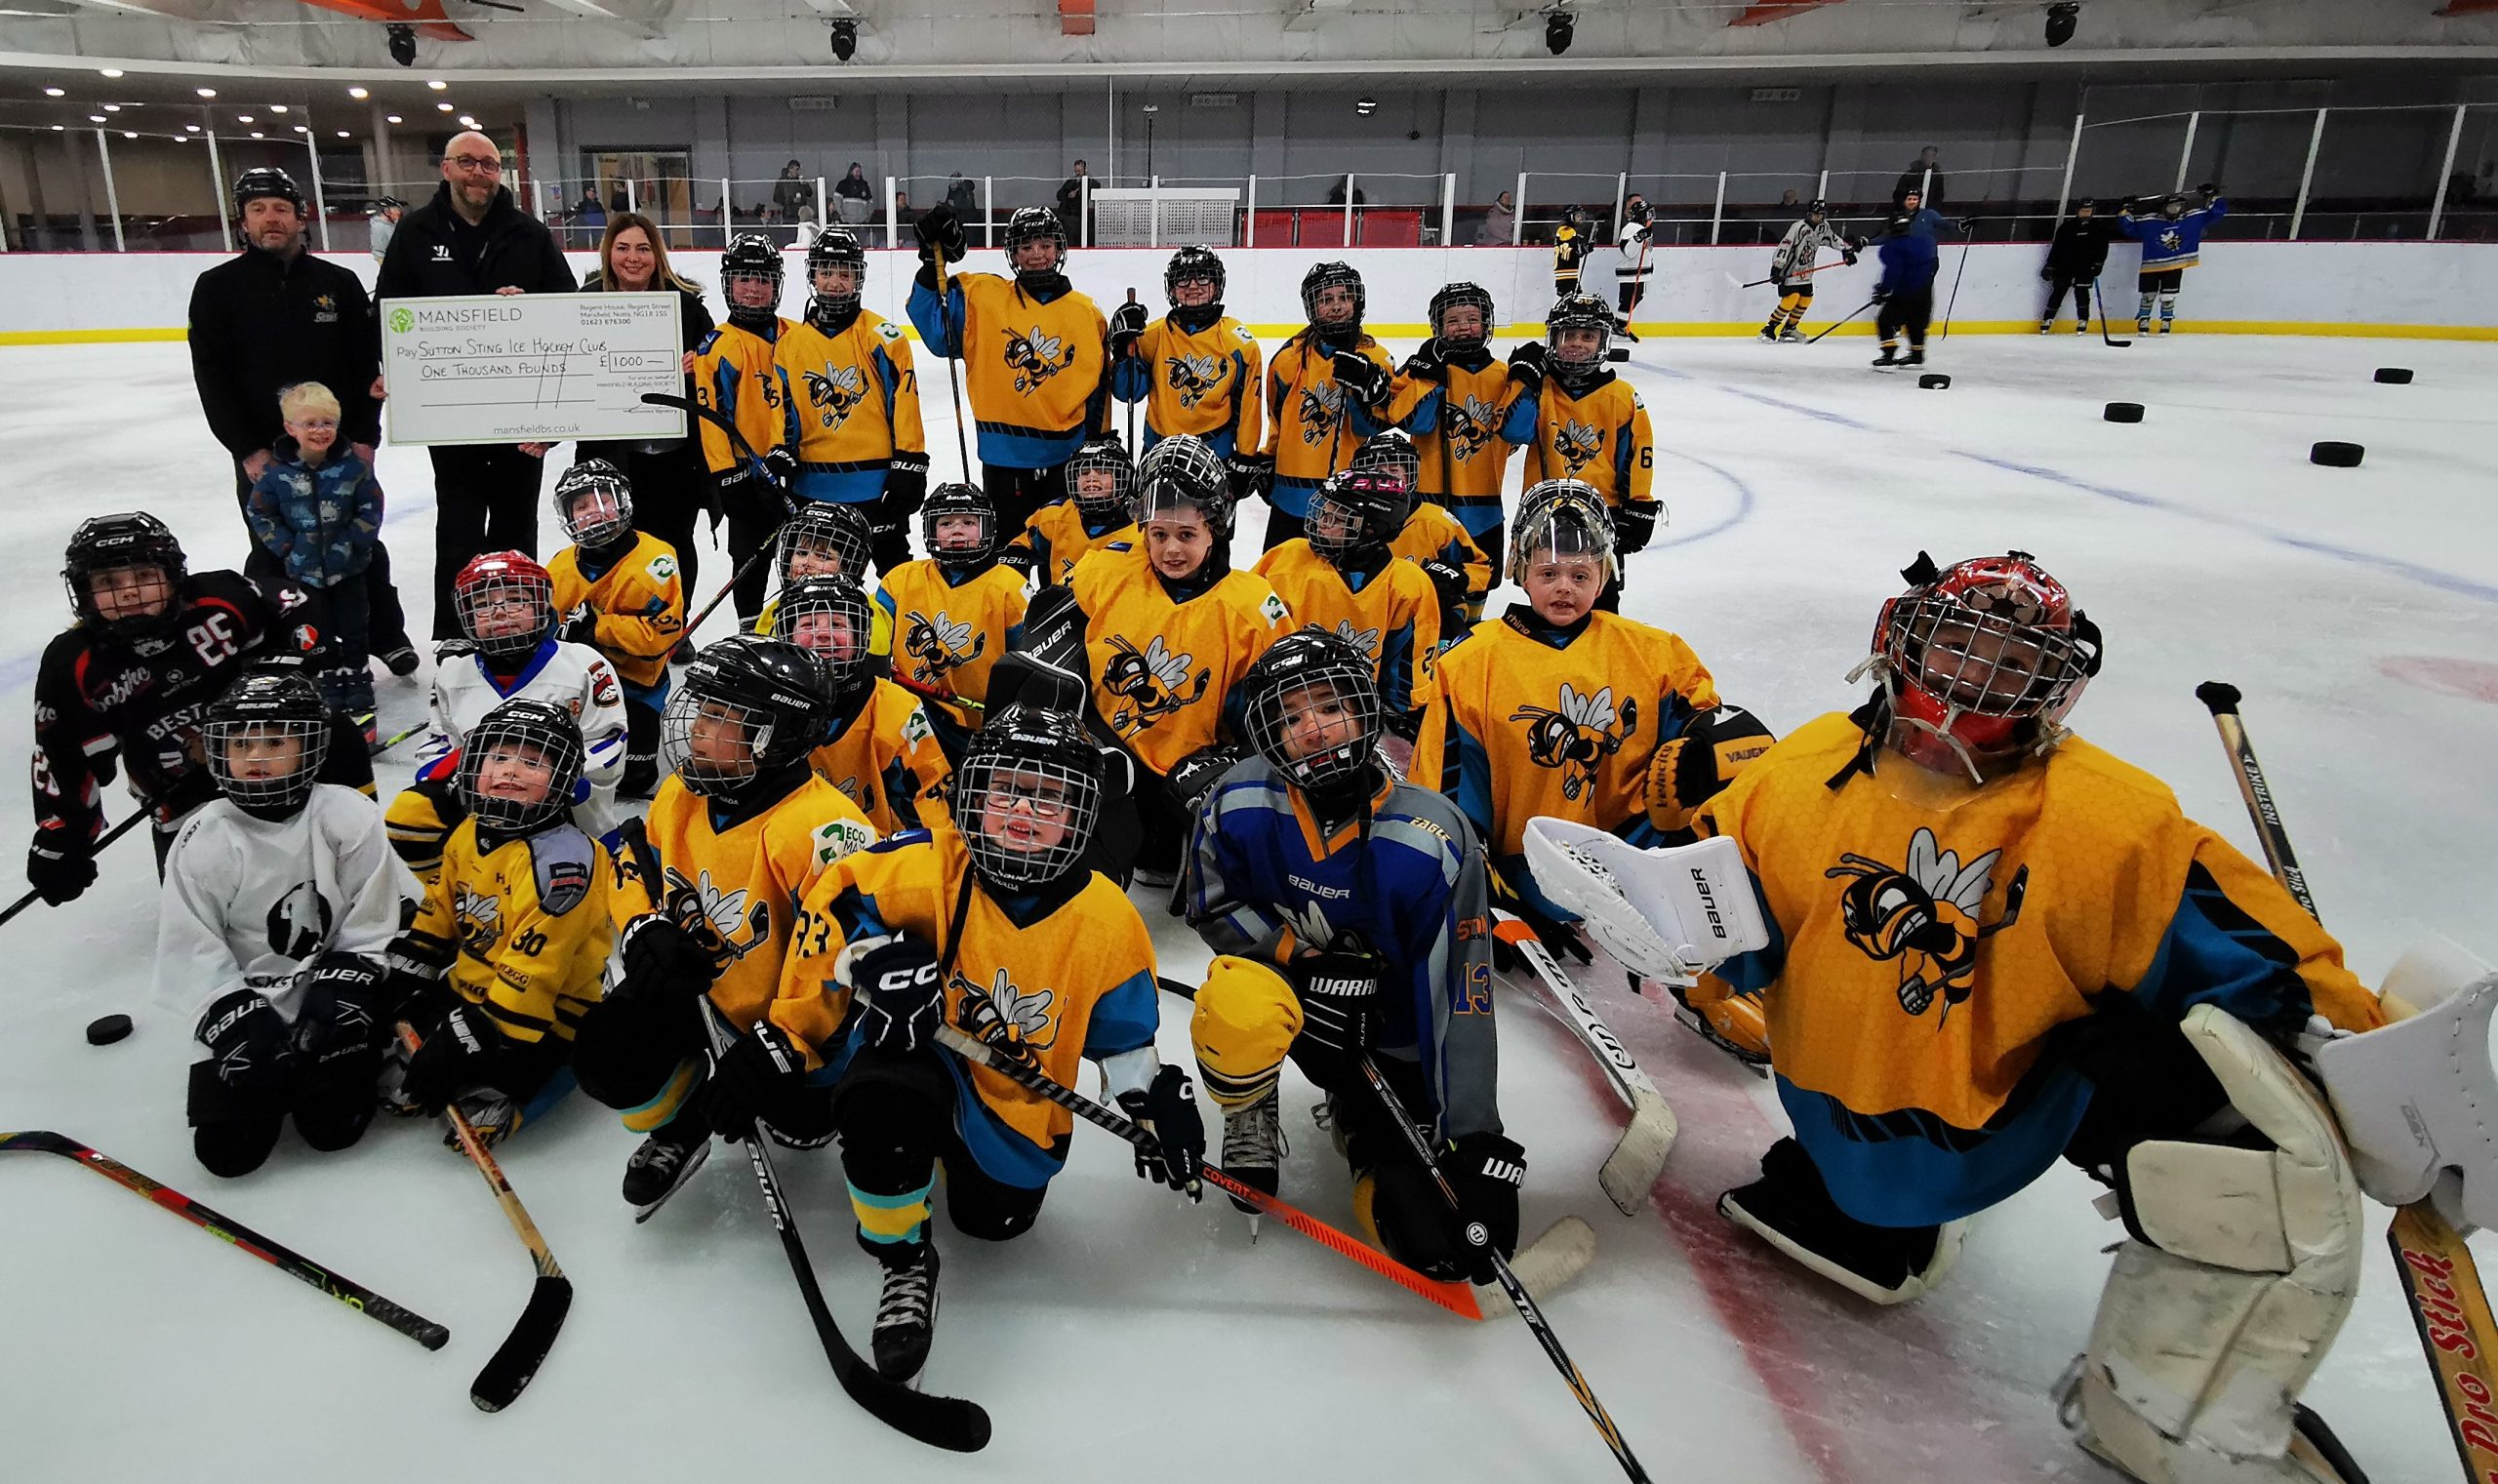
[1060,0,1096,36]
[1728,0,1844,25]
[291,0,471,41]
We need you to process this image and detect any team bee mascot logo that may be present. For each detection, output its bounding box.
[660,865,772,972]
[1297,381,1347,446]
[901,609,987,682]
[1004,326,1076,394]
[1826,827,2029,1023]
[452,882,503,957]
[1165,352,1224,409]
[1323,618,1383,664]
[1552,420,1605,476]
[1102,633,1211,734]
[957,965,1057,1064]
[829,772,873,818]
[803,364,867,431]
[1510,683,1638,801]
[1444,394,1502,462]
[2158,226,2184,254]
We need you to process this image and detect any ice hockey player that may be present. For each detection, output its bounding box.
[908,203,1108,536]
[2039,198,2112,334]
[693,233,799,624]
[33,512,375,896]
[875,483,1028,757]
[766,699,1202,1382]
[1612,193,1653,347]
[1182,630,1518,1283]
[772,224,928,576]
[1670,550,2386,1481]
[1395,283,1536,566]
[386,551,627,880]
[2118,184,2228,335]
[1234,261,1422,552]
[388,699,610,1144]
[570,633,877,1215]
[769,575,953,835]
[1107,245,1263,460]
[155,669,420,1177]
[1515,295,1660,603]
[544,460,685,799]
[1254,468,1444,764]
[751,500,882,650]
[1760,200,1859,343]
[1871,211,1940,372]
[1000,434,1139,589]
[1551,204,1594,299]
[1350,429,1490,634]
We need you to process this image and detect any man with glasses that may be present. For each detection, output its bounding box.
[374,131,578,638]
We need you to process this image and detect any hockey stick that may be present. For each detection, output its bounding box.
[371,721,431,758]
[638,390,797,641]
[0,812,146,930]
[931,246,974,483]
[1491,912,1677,1215]
[2194,681,2498,1484]
[394,1023,571,1412]
[1607,235,1650,361]
[1938,234,1973,341]
[1732,260,1842,291]
[1806,298,1876,344]
[1354,1056,1651,1483]
[2093,276,2133,347]
[931,1022,1485,1320]
[1122,287,1142,456]
[0,1129,448,1350]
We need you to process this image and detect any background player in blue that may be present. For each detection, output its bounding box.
[2118,185,2228,334]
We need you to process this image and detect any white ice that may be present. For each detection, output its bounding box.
[3,332,2493,1484]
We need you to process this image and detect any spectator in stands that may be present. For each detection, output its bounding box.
[609,185,629,215]
[576,191,606,229]
[1477,189,1516,245]
[772,159,810,222]
[368,196,404,262]
[835,162,875,224]
[1777,188,1801,209]
[1326,179,1368,207]
[1893,146,1946,209]
[796,203,824,250]
[1056,159,1090,222]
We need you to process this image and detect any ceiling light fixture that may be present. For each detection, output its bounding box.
[426,78,448,90]
[348,86,369,100]
[100,67,123,78]
[43,86,63,97]
[197,88,216,98]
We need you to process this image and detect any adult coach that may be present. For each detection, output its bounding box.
[187,166,416,672]
[373,131,577,636]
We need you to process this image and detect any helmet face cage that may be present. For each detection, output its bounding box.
[2161,194,2187,218]
[1547,295,1614,372]
[951,713,1104,890]
[1005,209,1068,274]
[204,678,330,816]
[1164,246,1226,305]
[1510,481,1619,585]
[64,513,187,635]
[1806,198,1829,221]
[805,228,866,317]
[454,556,555,662]
[1134,435,1231,534]
[659,639,828,796]
[1875,555,2098,779]
[770,577,875,692]
[1243,637,1386,794]
[457,701,584,833]
[1064,441,1136,523]
[722,234,785,306]
[1428,283,1495,348]
[1350,431,1419,495]
[555,461,635,549]
[921,485,998,569]
[1307,471,1409,564]
[1300,261,1365,328]
[776,504,874,584]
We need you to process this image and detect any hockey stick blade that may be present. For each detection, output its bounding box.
[1507,1216,1597,1303]
[2093,277,2132,347]
[1494,914,1678,1214]
[470,1273,572,1412]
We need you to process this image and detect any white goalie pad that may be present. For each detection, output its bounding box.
[2308,938,2498,1235]
[1520,819,1770,981]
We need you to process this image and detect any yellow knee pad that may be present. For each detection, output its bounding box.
[1191,956,1304,1109]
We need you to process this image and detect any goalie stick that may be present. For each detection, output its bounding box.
[1492,911,1678,1215]
[1,1129,448,1350]
[395,1023,570,1411]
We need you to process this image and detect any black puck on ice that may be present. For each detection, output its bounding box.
[2373,367,2414,384]
[2104,401,2145,423]
[2311,441,2365,467]
[85,1013,133,1046]
[1917,373,1951,389]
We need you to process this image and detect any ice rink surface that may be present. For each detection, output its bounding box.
[2,330,2493,1484]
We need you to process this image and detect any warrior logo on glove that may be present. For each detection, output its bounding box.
[1102,634,1212,734]
[803,364,869,431]
[1826,826,2028,1022]
[1511,682,1638,801]
[1166,352,1225,409]
[1003,326,1076,395]
[1552,420,1606,477]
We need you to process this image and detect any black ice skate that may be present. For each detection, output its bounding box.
[1220,1094,1285,1231]
[1779,325,1804,343]
[1757,323,1781,343]
[1871,345,1901,370]
[623,1117,711,1219]
[1903,347,1926,369]
[2038,319,2054,335]
[871,1244,940,1382]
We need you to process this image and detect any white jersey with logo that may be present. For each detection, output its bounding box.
[1615,219,1654,288]
[420,637,631,836]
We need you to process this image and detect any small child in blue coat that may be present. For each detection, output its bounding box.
[246,381,382,734]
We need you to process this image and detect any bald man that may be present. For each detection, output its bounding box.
[373,131,579,637]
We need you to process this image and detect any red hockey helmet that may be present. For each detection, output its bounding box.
[1870,550,2101,780]
[453,550,555,663]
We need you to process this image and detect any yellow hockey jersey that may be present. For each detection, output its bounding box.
[610,773,878,1032]
[1694,711,2385,1226]
[1259,332,1431,519]
[809,678,953,836]
[694,318,792,480]
[1390,501,1493,626]
[393,818,611,1046]
[753,590,894,662]
[773,310,925,505]
[1005,499,1137,590]
[546,533,686,690]
[1552,223,1592,290]
[909,271,1107,468]
[775,825,1161,1185]
[1407,355,1537,527]
[1523,372,1655,508]
[1114,315,1263,459]
[1254,540,1442,724]
[875,559,1027,730]
[1068,543,1292,776]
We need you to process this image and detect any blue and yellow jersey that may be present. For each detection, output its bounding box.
[2119,197,2227,272]
[774,310,925,505]
[874,558,1027,729]
[809,678,953,837]
[1005,499,1136,590]
[546,533,685,690]
[1253,540,1442,726]
[393,819,610,1046]
[777,826,1160,1185]
[694,318,792,482]
[1521,372,1654,508]
[907,270,1107,469]
[1402,354,1538,538]
[1110,314,1262,460]
[1258,332,1430,520]
[1389,501,1493,626]
[1068,543,1291,777]
[1694,711,2385,1228]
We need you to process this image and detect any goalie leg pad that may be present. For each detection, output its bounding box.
[1191,955,1304,1109]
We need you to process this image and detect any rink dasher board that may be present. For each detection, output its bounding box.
[379,292,687,447]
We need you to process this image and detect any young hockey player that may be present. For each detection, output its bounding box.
[545,460,685,799]
[1612,194,1652,347]
[908,204,1108,535]
[1352,429,1492,634]
[243,380,382,732]
[1551,204,1594,299]
[1236,262,1422,552]
[1253,468,1444,759]
[773,224,929,576]
[1183,630,1517,1283]
[750,500,884,648]
[1515,294,1660,598]
[1000,434,1139,589]
[1871,211,1941,371]
[1106,245,1262,460]
[570,633,876,1213]
[1396,283,1535,564]
[156,669,419,1177]
[389,699,610,1144]
[876,483,1027,754]
[386,551,628,880]
[2039,198,2111,334]
[1760,200,1859,343]
[2118,185,2227,334]
[694,233,797,623]
[770,575,953,835]
[33,512,373,895]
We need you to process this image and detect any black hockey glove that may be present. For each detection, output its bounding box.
[1163,744,1241,819]
[1399,337,1448,383]
[1646,703,1773,832]
[1505,341,1549,400]
[1294,943,1384,1058]
[1842,248,1860,266]
[1955,217,1978,236]
[1768,270,1788,293]
[196,987,296,1097]
[399,1002,508,1115]
[1226,451,1274,503]
[700,1022,810,1143]
[761,446,799,491]
[913,204,968,267]
[25,840,96,907]
[617,914,717,1003]
[1330,348,1389,412]
[1108,300,1149,361]
[1870,285,1892,304]
[558,603,599,646]
[1419,558,1470,617]
[884,453,929,520]
[1118,1063,1206,1199]
[1442,1132,1526,1284]
[853,934,945,1053]
[2198,180,2221,201]
[1613,500,1661,555]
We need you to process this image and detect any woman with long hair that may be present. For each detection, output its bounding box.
[581,212,718,617]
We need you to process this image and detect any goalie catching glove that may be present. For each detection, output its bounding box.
[1520,820,1770,983]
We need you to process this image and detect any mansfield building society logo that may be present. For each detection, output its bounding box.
[388,306,415,335]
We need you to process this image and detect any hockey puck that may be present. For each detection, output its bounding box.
[1917,373,1951,389]
[2311,440,2365,468]
[2104,401,2145,423]
[85,1013,133,1046]
[2373,367,2414,384]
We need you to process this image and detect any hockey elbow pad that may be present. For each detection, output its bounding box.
[1646,704,1774,832]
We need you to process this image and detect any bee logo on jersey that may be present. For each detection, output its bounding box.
[1826,827,2030,1023]
[830,773,874,816]
[957,965,1057,1063]
[660,865,772,971]
[2158,227,2183,253]
[453,882,503,956]
[900,609,987,680]
[1296,381,1347,446]
[1323,618,1383,664]
[1102,634,1212,734]
[1552,420,1606,477]
[1446,394,1502,463]
[1165,352,1225,409]
[1511,683,1639,801]
[1003,326,1076,394]
[803,364,868,431]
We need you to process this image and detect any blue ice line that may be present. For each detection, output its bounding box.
[1655,447,1757,550]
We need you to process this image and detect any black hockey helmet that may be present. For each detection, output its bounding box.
[553,458,635,550]
[1004,207,1068,282]
[232,166,307,219]
[804,224,866,322]
[1510,478,1618,585]
[1806,198,1829,221]
[1063,435,1137,525]
[2160,192,2187,219]
[63,511,186,638]
[1546,292,1615,386]
[920,482,998,570]
[1300,261,1364,330]
[1306,469,1412,565]
[776,501,875,584]
[661,632,836,797]
[1238,628,1384,797]
[204,667,330,820]
[457,697,585,834]
[950,702,1104,891]
[1135,433,1232,535]
[1624,196,1653,225]
[721,233,785,327]
[1350,428,1419,495]
[1428,281,1495,348]
[453,551,555,664]
[769,575,876,695]
[1164,244,1226,304]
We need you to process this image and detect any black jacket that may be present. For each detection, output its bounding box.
[187,248,382,456]
[373,180,576,303]
[2044,217,2112,278]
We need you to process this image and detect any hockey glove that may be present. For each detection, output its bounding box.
[1294,943,1384,1058]
[1768,270,1788,293]
[1226,451,1274,503]
[1489,875,1591,971]
[1505,341,1549,400]
[399,1002,508,1115]
[997,543,1041,582]
[25,840,96,907]
[884,453,930,520]
[1331,348,1390,412]
[1108,301,1149,361]
[1842,248,1861,266]
[850,933,945,1053]
[700,1022,811,1143]
[1646,703,1773,833]
[1163,744,1241,818]
[1399,338,1448,383]
[196,988,297,1098]
[558,603,600,646]
[617,914,717,1003]
[1870,285,1892,304]
[761,446,799,491]
[1613,500,1661,555]
[1118,1063,1206,1199]
[913,204,968,267]
[1419,558,1471,618]
[2198,180,2221,201]
[1443,1132,1526,1284]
